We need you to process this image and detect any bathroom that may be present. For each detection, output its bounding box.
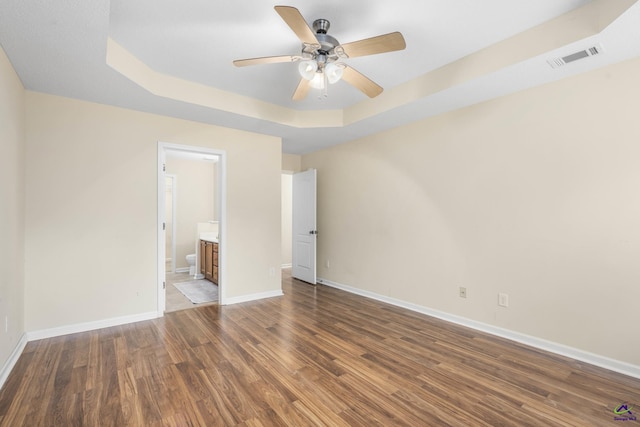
[164,150,220,312]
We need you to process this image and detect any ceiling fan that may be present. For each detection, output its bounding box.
[233,5,406,100]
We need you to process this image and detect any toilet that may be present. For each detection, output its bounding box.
[186,254,196,276]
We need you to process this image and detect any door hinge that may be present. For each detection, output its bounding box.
[163,163,166,172]
[163,222,166,230]
[163,281,166,289]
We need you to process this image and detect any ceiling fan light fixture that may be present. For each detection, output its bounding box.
[325,62,343,84]
[309,72,325,89]
[298,60,318,80]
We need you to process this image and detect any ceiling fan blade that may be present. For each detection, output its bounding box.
[341,66,383,98]
[274,6,320,48]
[338,32,406,58]
[233,55,299,67]
[292,78,311,101]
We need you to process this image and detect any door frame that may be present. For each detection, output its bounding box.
[164,174,177,273]
[157,141,227,315]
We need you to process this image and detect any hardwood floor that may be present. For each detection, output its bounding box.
[1,270,638,426]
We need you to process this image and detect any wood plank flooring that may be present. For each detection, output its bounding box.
[1,269,638,426]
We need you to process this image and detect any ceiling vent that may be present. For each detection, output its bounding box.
[547,44,603,69]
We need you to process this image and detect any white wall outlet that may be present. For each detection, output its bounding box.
[498,293,509,307]
[269,267,275,277]
[459,287,467,298]
[325,259,330,269]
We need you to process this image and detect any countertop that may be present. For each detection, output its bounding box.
[199,232,218,243]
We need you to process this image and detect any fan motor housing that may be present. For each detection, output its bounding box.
[316,33,339,53]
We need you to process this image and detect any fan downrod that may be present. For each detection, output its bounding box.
[312,19,330,34]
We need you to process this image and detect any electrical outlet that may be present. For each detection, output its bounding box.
[459,287,467,298]
[325,259,330,269]
[498,293,509,307]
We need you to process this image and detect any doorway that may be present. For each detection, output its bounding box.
[157,142,226,315]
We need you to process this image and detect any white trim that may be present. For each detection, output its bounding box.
[157,145,166,314]
[170,174,177,274]
[164,174,177,273]
[217,151,227,305]
[223,290,284,305]
[317,277,640,380]
[0,333,28,390]
[26,312,159,341]
[281,263,292,269]
[175,267,189,273]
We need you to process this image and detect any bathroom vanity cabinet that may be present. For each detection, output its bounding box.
[200,239,218,284]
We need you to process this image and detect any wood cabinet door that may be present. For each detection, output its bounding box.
[212,243,219,284]
[200,240,206,275]
[205,242,213,280]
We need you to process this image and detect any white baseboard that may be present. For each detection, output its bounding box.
[281,263,292,269]
[318,277,640,380]
[26,311,160,341]
[175,267,189,273]
[223,290,284,305]
[0,333,28,390]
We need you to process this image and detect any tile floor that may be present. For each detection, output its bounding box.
[165,269,219,313]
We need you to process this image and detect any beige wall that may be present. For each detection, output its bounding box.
[282,153,302,172]
[165,156,215,270]
[302,57,640,366]
[0,47,26,370]
[24,92,282,332]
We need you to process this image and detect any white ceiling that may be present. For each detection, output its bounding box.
[1,0,639,154]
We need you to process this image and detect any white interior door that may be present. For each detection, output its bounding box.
[292,169,317,284]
